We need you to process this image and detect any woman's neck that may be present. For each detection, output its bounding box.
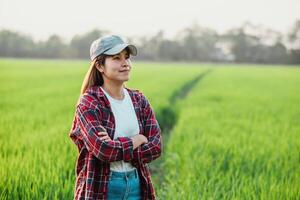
[101,82,125,100]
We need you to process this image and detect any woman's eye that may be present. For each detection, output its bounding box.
[112,55,130,60]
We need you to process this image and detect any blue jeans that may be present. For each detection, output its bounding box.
[107,168,142,200]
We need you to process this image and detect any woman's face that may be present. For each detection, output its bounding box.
[98,48,132,84]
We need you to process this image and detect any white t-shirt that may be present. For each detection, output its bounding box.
[100,86,140,172]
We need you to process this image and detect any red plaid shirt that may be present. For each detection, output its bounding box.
[69,85,162,200]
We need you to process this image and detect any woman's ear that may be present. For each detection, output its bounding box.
[95,63,104,73]
[100,65,105,73]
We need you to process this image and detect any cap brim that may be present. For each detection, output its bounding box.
[103,43,137,56]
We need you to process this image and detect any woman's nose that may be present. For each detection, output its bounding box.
[122,58,130,67]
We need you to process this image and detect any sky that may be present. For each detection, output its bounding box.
[0,0,299,41]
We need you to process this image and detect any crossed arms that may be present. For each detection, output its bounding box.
[75,93,162,165]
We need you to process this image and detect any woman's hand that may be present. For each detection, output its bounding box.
[130,134,148,149]
[138,134,148,144]
[97,126,112,142]
[97,131,112,142]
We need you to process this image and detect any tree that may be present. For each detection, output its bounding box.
[175,23,218,62]
[287,19,300,64]
[0,30,35,57]
[35,35,67,58]
[70,29,107,59]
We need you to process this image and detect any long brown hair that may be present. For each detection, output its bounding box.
[75,55,106,106]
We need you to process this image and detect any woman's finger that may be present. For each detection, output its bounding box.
[98,132,108,136]
[100,135,111,141]
[100,135,109,139]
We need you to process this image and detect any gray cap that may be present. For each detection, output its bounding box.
[90,35,137,61]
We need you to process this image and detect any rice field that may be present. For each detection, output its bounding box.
[0,59,299,199]
[157,66,300,199]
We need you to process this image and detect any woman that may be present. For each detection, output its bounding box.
[69,35,163,200]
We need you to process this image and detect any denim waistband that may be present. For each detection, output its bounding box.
[109,168,139,179]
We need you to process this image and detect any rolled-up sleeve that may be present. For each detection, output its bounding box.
[132,93,162,165]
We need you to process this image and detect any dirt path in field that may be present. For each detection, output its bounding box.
[156,69,213,133]
[150,68,213,187]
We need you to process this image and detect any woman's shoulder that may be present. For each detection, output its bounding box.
[77,87,101,109]
[125,86,147,101]
[125,86,140,94]
[125,86,152,110]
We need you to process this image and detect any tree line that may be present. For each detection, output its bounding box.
[0,20,299,64]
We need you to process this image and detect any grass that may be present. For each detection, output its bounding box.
[157,66,300,199]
